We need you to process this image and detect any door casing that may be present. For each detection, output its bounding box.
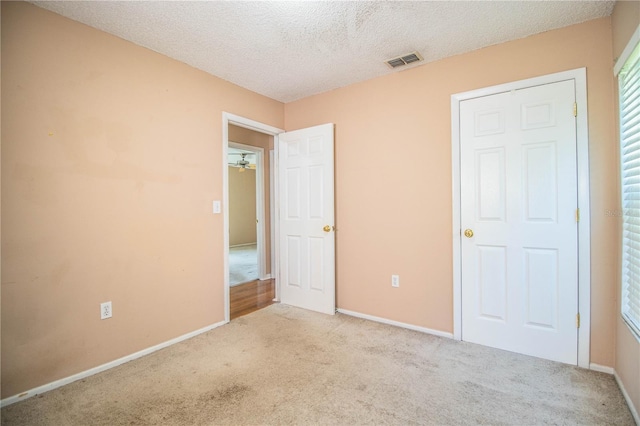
[450,68,591,368]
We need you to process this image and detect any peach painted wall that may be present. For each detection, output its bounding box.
[285,18,617,366]
[228,167,257,246]
[229,124,275,150]
[1,1,283,398]
[612,0,640,417]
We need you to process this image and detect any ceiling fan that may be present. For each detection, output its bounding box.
[228,152,256,171]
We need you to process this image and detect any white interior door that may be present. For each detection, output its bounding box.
[460,80,579,364]
[278,123,335,315]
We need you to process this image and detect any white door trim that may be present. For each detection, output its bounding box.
[222,112,284,323]
[228,141,267,280]
[450,68,591,368]
[269,149,277,301]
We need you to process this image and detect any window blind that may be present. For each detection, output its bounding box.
[620,41,640,339]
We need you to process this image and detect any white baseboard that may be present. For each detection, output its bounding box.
[614,370,640,425]
[230,242,257,248]
[0,319,228,408]
[589,363,615,374]
[337,308,454,339]
[591,363,639,424]
[259,274,271,281]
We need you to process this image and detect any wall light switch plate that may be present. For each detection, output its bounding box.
[213,200,221,214]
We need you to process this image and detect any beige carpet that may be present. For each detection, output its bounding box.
[1,304,634,425]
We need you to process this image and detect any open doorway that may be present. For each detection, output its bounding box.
[224,118,282,321]
[228,143,260,286]
[223,113,337,321]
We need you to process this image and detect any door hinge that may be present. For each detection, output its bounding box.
[575,208,580,223]
[573,102,577,117]
[576,313,581,328]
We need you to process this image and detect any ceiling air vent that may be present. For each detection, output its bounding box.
[385,51,423,69]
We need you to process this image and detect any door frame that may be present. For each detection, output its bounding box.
[228,141,266,279]
[450,68,591,368]
[222,112,284,323]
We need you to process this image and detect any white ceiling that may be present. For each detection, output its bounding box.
[30,1,615,103]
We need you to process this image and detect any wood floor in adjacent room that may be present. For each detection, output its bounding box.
[230,278,275,320]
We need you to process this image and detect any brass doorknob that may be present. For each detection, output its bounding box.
[464,229,474,238]
[323,225,332,232]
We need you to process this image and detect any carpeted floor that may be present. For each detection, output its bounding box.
[1,304,634,425]
[229,244,258,286]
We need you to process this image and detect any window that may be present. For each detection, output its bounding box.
[619,39,640,339]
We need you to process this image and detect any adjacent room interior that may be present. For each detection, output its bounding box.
[1,1,639,424]
[228,147,258,286]
[227,125,276,319]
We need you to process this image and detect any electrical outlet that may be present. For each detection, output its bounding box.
[100,301,112,320]
[391,275,400,288]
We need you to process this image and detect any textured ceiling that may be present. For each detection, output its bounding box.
[30,1,615,103]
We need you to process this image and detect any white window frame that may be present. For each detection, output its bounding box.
[615,24,640,341]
